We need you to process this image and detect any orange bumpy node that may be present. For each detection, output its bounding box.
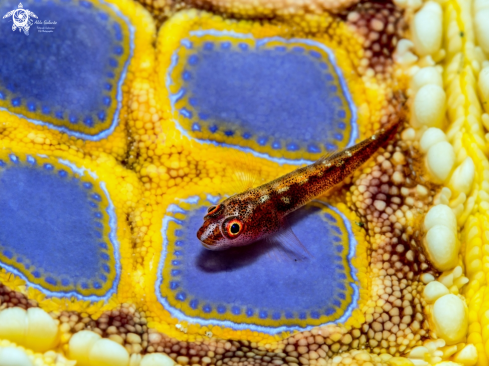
[0,0,155,161]
[345,1,406,78]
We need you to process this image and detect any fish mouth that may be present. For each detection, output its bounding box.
[197,225,219,249]
[197,234,224,251]
[201,241,230,251]
[200,239,222,250]
[197,225,209,241]
[201,241,217,250]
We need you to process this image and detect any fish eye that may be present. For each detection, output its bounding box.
[230,223,240,234]
[224,218,243,238]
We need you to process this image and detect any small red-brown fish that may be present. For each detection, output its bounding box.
[197,118,401,250]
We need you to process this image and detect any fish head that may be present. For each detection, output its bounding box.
[197,193,280,250]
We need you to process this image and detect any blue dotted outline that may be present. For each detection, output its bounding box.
[166,31,359,166]
[155,195,360,334]
[177,42,350,152]
[0,0,135,141]
[165,201,352,321]
[0,155,121,301]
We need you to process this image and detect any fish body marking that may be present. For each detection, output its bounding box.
[197,119,401,250]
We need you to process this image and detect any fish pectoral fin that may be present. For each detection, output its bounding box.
[265,239,289,263]
[266,223,312,263]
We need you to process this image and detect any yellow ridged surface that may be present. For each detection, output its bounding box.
[443,0,489,365]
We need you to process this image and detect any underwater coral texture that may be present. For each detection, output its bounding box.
[0,0,488,365]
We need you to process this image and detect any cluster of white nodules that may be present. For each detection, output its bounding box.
[420,128,476,194]
[0,347,33,366]
[420,126,476,220]
[423,204,460,271]
[411,268,473,365]
[411,67,446,129]
[69,330,175,366]
[394,0,444,67]
[411,2,442,57]
[414,267,473,365]
[421,128,454,183]
[410,67,444,130]
[475,0,489,56]
[408,339,476,366]
[0,307,58,353]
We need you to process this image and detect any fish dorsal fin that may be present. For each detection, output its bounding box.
[220,147,268,196]
[220,165,265,197]
[317,149,339,164]
[319,151,334,160]
[233,169,264,192]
